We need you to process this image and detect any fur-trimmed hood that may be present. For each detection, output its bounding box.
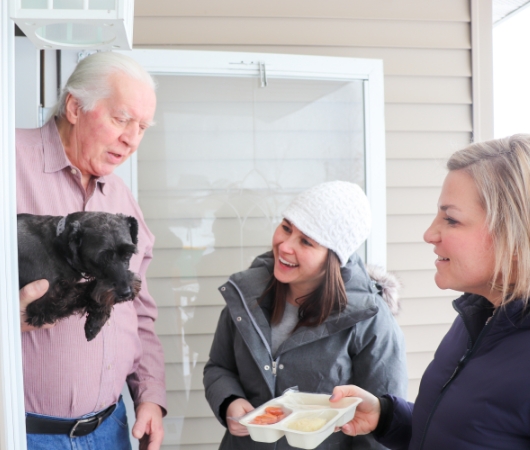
[367,265,401,316]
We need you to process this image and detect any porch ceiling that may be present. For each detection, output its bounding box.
[493,0,530,23]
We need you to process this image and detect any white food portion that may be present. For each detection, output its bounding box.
[287,417,327,432]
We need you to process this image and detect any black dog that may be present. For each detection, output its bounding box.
[17,211,141,341]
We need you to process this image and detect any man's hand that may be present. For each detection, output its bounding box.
[132,401,164,450]
[20,279,52,332]
[226,398,254,436]
[330,385,381,436]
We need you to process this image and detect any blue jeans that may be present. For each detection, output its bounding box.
[26,398,132,450]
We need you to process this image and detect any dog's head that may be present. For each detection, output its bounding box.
[55,212,140,300]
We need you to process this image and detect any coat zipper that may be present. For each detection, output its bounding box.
[227,280,281,393]
[417,304,496,450]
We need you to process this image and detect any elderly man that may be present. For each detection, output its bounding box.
[16,52,166,450]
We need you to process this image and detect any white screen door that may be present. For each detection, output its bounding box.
[124,49,385,449]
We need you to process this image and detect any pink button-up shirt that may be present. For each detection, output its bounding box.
[16,119,166,418]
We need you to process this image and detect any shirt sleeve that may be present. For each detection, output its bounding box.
[126,242,168,415]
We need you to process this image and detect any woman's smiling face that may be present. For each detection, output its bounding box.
[272,219,328,300]
[423,169,500,304]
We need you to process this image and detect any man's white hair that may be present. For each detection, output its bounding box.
[51,51,156,119]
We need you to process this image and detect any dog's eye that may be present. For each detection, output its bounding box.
[115,249,133,261]
[98,251,114,264]
[118,245,137,260]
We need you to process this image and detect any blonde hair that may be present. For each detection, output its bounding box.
[51,52,156,119]
[447,134,530,306]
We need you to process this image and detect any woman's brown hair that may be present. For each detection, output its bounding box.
[263,250,348,330]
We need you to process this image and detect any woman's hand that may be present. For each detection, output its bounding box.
[330,385,381,436]
[226,398,254,436]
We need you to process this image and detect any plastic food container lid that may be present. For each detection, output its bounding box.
[239,391,362,449]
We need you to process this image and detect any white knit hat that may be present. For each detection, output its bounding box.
[282,181,372,266]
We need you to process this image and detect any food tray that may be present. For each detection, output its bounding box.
[239,391,362,449]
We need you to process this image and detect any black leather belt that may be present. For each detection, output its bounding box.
[26,402,117,438]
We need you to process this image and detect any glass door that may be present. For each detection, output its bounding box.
[128,49,386,449]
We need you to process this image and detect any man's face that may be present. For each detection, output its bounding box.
[68,72,156,179]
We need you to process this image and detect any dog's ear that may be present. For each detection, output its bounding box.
[68,220,84,265]
[126,216,139,245]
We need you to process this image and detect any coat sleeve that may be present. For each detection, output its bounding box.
[203,306,248,427]
[347,295,409,449]
[350,295,408,398]
[375,395,414,450]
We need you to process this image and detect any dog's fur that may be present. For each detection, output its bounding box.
[18,211,141,341]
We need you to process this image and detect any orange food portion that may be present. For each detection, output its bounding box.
[249,406,289,425]
[265,406,284,416]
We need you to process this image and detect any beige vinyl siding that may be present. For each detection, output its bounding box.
[385,77,472,104]
[132,1,480,448]
[134,18,469,48]
[386,131,473,159]
[135,0,469,20]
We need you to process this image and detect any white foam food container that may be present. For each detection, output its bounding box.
[239,391,362,449]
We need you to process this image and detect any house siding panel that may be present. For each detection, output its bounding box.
[385,76,472,104]
[387,160,448,187]
[134,17,471,49]
[388,215,435,243]
[386,131,472,158]
[136,0,470,21]
[385,104,472,132]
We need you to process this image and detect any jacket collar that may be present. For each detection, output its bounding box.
[454,293,530,344]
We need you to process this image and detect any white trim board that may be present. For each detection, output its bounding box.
[0,6,28,450]
[471,0,494,142]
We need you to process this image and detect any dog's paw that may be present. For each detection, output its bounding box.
[25,302,57,327]
[25,315,47,328]
[84,325,99,341]
[84,317,105,341]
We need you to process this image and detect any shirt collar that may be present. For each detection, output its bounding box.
[42,119,107,194]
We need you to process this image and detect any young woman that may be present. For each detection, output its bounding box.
[203,180,408,449]
[332,135,530,449]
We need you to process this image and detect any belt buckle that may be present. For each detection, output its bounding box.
[69,415,102,438]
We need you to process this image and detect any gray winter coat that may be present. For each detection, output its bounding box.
[203,251,408,450]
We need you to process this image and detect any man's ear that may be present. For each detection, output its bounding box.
[64,93,81,125]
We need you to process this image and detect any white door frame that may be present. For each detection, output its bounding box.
[0,5,28,450]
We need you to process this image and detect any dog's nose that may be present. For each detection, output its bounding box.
[117,288,132,299]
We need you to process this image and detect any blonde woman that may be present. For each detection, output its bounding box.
[333,135,530,449]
